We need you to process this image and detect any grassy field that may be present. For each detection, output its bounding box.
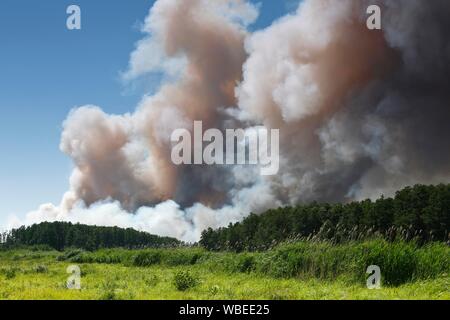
[0,240,448,300]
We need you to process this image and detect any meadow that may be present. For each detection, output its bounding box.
[0,239,448,300]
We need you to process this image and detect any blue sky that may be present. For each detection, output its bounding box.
[0,0,297,225]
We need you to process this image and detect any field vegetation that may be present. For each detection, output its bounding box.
[0,239,448,300]
[1,184,448,300]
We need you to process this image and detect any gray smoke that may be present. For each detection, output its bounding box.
[10,0,450,242]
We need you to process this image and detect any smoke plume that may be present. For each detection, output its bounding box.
[11,0,450,242]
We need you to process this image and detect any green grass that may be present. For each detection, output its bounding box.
[58,240,449,284]
[0,241,448,300]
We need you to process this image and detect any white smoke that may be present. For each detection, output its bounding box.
[9,0,450,242]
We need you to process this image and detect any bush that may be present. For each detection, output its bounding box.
[132,250,162,266]
[33,264,48,274]
[144,274,160,287]
[355,240,418,286]
[57,249,85,262]
[1,267,19,280]
[173,270,200,291]
[5,269,17,280]
[255,240,449,286]
[131,249,206,267]
[164,249,205,266]
[98,282,118,300]
[88,249,129,264]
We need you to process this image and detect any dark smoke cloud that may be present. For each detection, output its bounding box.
[11,0,450,242]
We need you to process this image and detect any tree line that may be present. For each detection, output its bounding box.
[2,184,449,252]
[0,222,180,251]
[200,184,450,251]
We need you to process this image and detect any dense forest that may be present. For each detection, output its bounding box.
[0,222,180,251]
[200,184,450,251]
[1,184,449,252]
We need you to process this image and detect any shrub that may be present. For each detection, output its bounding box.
[6,269,16,280]
[132,250,162,266]
[355,240,418,286]
[173,270,200,291]
[144,274,160,287]
[414,242,450,280]
[33,264,49,274]
[234,254,257,273]
[254,239,449,286]
[163,249,205,266]
[98,282,118,300]
[57,249,85,262]
[1,267,19,280]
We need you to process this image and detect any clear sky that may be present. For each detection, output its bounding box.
[0,0,298,226]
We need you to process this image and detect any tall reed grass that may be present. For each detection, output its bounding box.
[57,239,449,286]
